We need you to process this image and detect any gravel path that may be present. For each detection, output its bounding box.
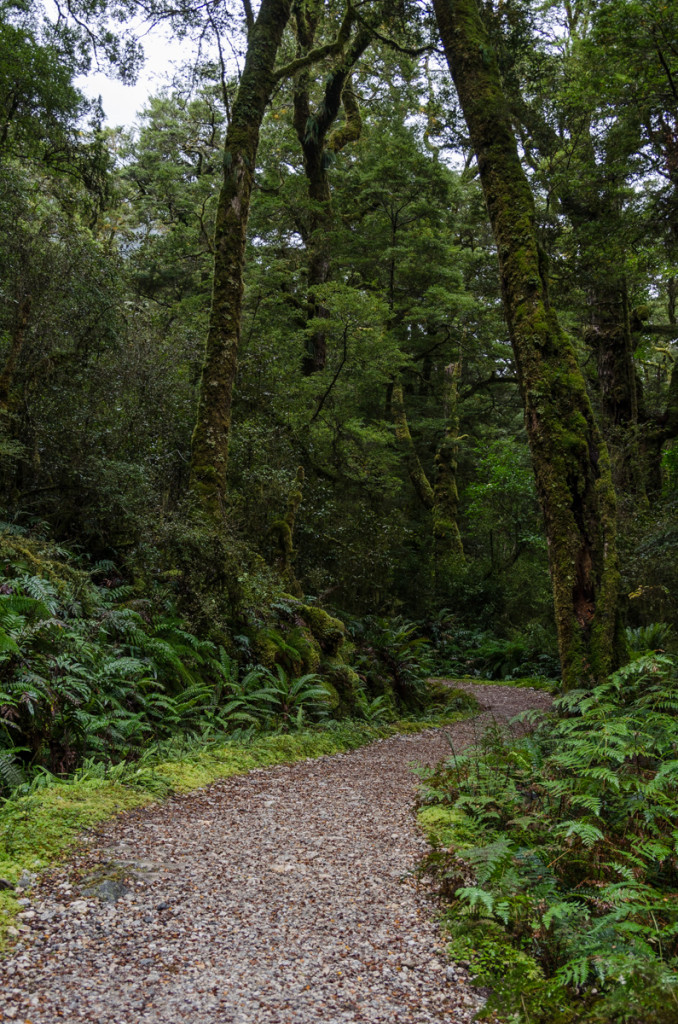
[2,683,552,1024]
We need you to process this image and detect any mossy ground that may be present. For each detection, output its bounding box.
[0,707,475,948]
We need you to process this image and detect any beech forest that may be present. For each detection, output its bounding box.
[1,1,678,1021]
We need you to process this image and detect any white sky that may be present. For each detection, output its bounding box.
[76,24,186,128]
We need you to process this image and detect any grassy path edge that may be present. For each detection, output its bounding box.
[0,709,476,946]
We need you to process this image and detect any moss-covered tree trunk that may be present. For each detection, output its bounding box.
[292,9,370,374]
[433,0,625,687]
[644,357,678,493]
[391,383,434,509]
[189,0,293,515]
[589,279,645,493]
[269,466,305,597]
[392,373,464,598]
[562,178,644,492]
[433,363,464,588]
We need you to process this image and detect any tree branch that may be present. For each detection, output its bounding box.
[309,325,349,423]
[274,5,354,80]
[242,0,255,34]
[459,371,518,402]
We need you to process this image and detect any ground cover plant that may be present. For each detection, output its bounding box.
[0,527,472,792]
[417,645,678,1023]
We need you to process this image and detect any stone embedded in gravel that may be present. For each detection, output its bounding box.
[86,878,130,903]
[1,683,551,1023]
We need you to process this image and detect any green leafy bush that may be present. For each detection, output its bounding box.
[417,654,678,1023]
[348,615,433,709]
[436,624,560,682]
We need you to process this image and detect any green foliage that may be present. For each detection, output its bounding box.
[348,615,433,709]
[0,530,334,791]
[434,622,560,682]
[626,621,675,658]
[417,653,678,1022]
[225,663,331,730]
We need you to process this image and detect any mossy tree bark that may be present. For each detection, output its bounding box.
[189,0,293,516]
[391,383,434,510]
[433,0,625,687]
[433,363,464,588]
[392,374,464,598]
[292,7,370,374]
[586,275,644,494]
[561,177,644,492]
[269,466,305,597]
[643,355,678,493]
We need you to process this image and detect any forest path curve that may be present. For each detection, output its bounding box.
[1,683,552,1024]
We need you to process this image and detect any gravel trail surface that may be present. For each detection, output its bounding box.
[2,683,552,1024]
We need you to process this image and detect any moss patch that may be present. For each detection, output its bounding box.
[418,805,460,846]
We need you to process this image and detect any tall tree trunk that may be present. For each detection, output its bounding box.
[644,358,678,492]
[562,175,644,492]
[391,383,434,509]
[189,0,292,516]
[392,375,464,599]
[433,0,625,687]
[433,363,464,576]
[269,466,305,597]
[292,12,370,374]
[585,275,644,493]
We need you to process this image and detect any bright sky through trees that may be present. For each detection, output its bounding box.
[76,23,182,126]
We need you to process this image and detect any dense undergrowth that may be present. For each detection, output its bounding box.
[417,639,678,1023]
[0,524,478,796]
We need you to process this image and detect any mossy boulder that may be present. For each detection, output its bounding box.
[0,532,91,609]
[319,658,360,716]
[297,604,345,656]
[250,623,322,674]
[320,681,341,713]
[288,626,321,673]
[251,629,280,669]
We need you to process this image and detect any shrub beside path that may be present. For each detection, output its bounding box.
[1,683,552,1023]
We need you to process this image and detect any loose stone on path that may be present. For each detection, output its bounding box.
[1,683,552,1023]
